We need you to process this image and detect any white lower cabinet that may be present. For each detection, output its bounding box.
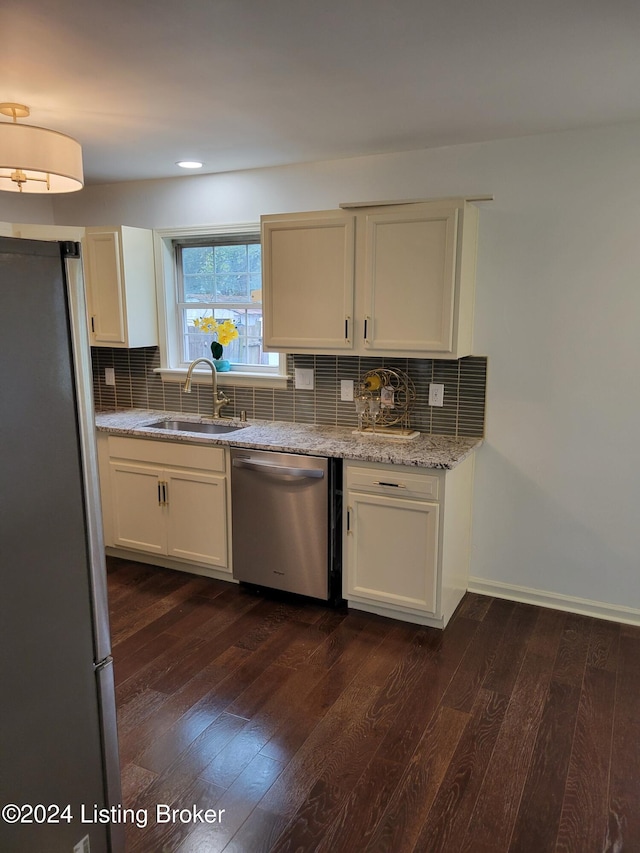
[98,435,232,578]
[344,456,474,628]
[96,431,476,611]
[109,461,166,555]
[165,468,227,566]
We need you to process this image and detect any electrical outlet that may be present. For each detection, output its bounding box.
[294,368,314,390]
[340,379,354,401]
[104,367,115,386]
[428,383,445,407]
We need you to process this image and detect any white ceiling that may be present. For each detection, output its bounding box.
[3,0,640,186]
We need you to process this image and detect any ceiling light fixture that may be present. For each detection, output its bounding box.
[176,160,204,169]
[0,103,84,193]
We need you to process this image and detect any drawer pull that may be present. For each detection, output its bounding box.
[373,481,406,488]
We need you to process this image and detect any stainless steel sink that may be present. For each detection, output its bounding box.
[146,419,245,435]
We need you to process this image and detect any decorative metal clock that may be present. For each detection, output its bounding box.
[354,367,419,439]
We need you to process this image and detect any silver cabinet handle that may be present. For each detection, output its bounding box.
[232,458,324,479]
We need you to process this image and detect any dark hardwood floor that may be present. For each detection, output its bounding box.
[107,556,640,852]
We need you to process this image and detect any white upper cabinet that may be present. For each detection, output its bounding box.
[262,211,355,350]
[84,225,157,348]
[362,205,458,353]
[261,199,479,359]
[10,223,85,241]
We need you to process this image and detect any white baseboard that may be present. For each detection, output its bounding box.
[467,576,640,627]
[347,599,446,629]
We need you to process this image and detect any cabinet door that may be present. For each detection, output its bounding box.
[84,229,126,345]
[362,206,458,354]
[346,492,439,614]
[165,469,229,569]
[262,212,355,350]
[109,461,165,554]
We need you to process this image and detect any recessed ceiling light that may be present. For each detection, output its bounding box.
[176,160,204,169]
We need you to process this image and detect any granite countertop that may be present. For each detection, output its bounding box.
[95,409,482,470]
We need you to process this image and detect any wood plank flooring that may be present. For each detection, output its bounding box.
[108,556,640,852]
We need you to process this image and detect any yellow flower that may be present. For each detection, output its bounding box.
[193,316,215,334]
[216,319,239,346]
[193,316,238,346]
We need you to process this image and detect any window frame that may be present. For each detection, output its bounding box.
[153,223,287,389]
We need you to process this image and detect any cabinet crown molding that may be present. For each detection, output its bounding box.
[338,195,493,209]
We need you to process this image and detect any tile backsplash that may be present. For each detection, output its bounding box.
[91,348,487,437]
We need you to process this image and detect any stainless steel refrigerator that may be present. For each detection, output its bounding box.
[0,237,123,853]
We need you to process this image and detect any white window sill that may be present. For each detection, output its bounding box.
[154,367,289,390]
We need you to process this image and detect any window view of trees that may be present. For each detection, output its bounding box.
[182,243,261,302]
[177,240,277,368]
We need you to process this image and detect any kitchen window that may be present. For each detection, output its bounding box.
[175,236,280,370]
[154,224,286,388]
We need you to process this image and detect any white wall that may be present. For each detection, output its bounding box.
[0,193,54,225]
[9,120,640,621]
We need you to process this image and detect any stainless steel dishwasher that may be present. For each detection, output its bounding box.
[231,447,342,601]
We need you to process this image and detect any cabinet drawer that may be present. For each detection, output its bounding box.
[346,464,439,501]
[107,436,226,472]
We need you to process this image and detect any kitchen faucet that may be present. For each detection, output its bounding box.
[183,358,230,418]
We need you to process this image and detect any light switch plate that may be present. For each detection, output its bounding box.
[294,368,314,390]
[104,367,115,386]
[340,379,354,401]
[428,383,445,407]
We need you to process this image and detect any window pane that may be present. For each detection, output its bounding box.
[182,246,213,274]
[216,273,250,302]
[214,244,248,274]
[250,274,262,300]
[183,273,215,302]
[182,248,215,301]
[248,243,261,273]
[183,309,212,361]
